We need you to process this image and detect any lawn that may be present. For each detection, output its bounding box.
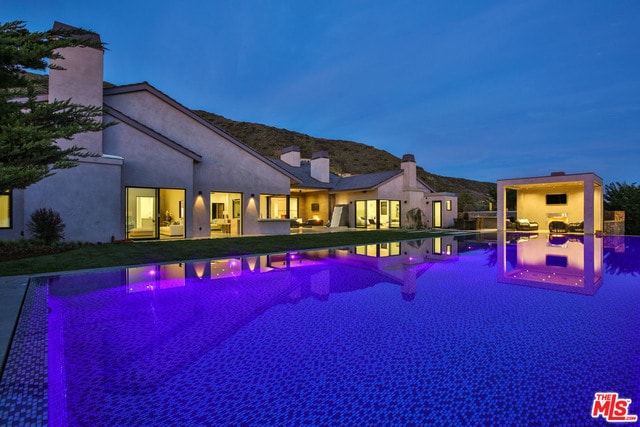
[0,229,453,277]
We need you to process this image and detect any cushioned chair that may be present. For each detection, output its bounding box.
[548,221,568,233]
[568,221,584,233]
[515,219,539,231]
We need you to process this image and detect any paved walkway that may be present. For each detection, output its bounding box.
[0,275,29,370]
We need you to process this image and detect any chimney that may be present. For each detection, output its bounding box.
[401,154,417,189]
[311,151,330,183]
[49,22,104,155]
[281,146,301,167]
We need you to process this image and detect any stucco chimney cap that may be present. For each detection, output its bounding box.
[282,145,300,154]
[311,151,329,159]
[401,154,416,163]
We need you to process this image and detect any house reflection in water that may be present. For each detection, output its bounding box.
[124,236,459,302]
[497,232,603,295]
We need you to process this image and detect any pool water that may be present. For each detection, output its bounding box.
[1,233,639,426]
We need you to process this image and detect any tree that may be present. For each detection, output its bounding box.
[604,182,640,235]
[0,20,109,190]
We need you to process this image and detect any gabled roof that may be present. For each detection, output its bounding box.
[105,106,203,162]
[103,82,300,183]
[271,159,341,189]
[271,158,406,192]
[333,170,403,191]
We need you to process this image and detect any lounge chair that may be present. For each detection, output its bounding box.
[515,219,539,231]
[549,221,568,233]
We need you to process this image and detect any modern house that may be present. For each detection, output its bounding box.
[273,149,458,230]
[0,22,458,243]
[497,172,604,234]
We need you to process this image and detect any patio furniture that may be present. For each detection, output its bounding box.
[549,221,568,233]
[568,221,584,233]
[515,219,539,231]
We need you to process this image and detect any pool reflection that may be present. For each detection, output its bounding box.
[497,232,603,295]
[123,236,460,302]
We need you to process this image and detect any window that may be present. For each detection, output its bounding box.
[0,190,10,228]
[126,187,157,239]
[355,200,366,228]
[260,195,296,219]
[446,200,452,211]
[211,191,242,235]
[389,200,400,228]
[126,187,186,240]
[546,194,567,205]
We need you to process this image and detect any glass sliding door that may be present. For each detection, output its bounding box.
[433,201,442,228]
[355,200,367,228]
[159,188,186,238]
[126,187,186,240]
[379,200,389,229]
[367,200,377,228]
[210,192,242,236]
[390,200,400,228]
[126,187,158,239]
[377,200,401,229]
[355,199,400,229]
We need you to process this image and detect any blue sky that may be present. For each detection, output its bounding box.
[3,0,639,184]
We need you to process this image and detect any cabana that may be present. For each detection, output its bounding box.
[497,172,603,235]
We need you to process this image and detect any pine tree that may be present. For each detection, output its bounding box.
[0,20,110,190]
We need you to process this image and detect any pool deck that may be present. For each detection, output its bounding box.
[0,275,29,370]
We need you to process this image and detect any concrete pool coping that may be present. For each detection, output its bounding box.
[0,275,30,372]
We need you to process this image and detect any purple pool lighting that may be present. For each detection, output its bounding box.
[0,234,639,426]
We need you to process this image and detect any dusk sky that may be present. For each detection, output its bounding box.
[3,1,639,184]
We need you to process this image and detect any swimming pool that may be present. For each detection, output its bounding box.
[1,233,639,425]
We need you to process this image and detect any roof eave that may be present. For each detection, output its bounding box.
[103,82,300,182]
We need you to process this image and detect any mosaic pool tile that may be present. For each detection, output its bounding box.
[1,236,639,426]
[0,278,48,427]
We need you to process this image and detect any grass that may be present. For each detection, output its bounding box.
[0,229,455,277]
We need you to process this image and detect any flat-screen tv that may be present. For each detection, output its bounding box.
[546,194,567,205]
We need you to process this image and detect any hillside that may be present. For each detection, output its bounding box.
[195,111,494,210]
[22,73,493,209]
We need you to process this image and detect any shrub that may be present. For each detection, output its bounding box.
[27,208,65,245]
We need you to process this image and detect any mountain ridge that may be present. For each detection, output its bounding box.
[194,110,494,210]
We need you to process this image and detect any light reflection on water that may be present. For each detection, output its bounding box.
[1,233,639,426]
[498,233,603,295]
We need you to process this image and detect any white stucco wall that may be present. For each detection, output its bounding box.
[23,157,123,242]
[103,115,196,237]
[104,89,292,238]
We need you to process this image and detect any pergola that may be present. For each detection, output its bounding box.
[497,172,603,234]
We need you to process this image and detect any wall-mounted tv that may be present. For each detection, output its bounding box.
[546,194,567,205]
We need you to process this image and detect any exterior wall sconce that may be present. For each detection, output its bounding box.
[250,193,255,198]
[198,191,203,196]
